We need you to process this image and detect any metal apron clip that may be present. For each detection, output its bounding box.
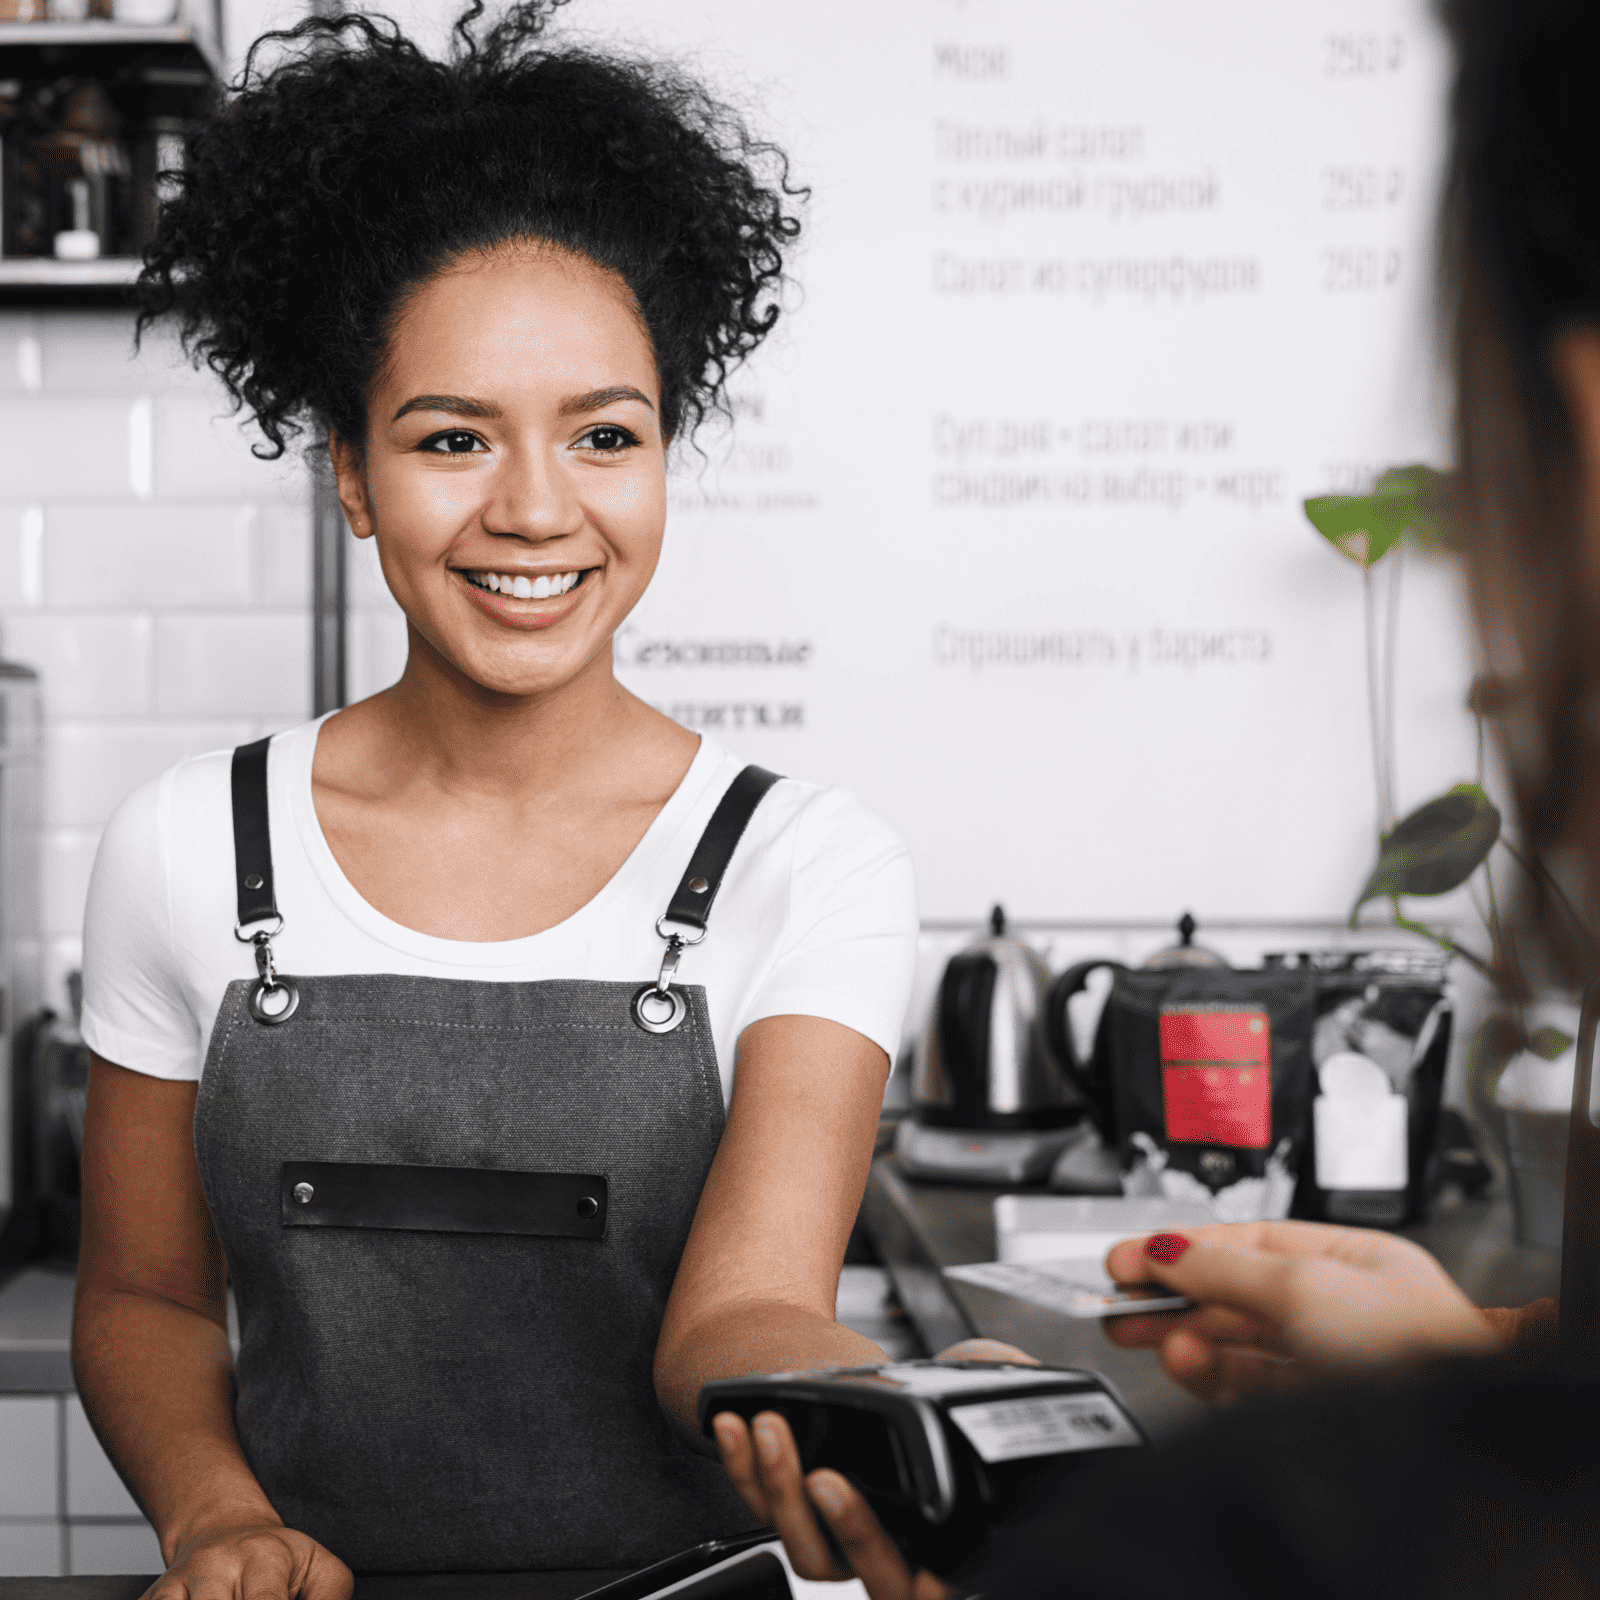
[230,737,300,1027]
[630,765,782,1036]
[237,915,300,1025]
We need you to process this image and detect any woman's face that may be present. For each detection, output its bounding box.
[335,243,667,700]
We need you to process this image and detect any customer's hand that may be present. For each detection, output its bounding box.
[712,1409,951,1600]
[147,1518,352,1600]
[1102,1220,1499,1404]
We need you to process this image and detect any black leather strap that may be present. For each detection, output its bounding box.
[231,737,277,929]
[661,765,783,934]
[280,1161,608,1239]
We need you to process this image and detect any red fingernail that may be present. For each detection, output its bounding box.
[1146,1232,1191,1263]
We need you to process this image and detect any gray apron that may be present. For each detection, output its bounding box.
[193,739,781,1572]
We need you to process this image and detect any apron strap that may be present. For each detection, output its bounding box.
[660,765,782,937]
[231,736,278,930]
[230,742,780,937]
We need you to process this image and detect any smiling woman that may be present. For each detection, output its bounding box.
[67,5,919,1596]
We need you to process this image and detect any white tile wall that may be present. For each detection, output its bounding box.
[0,1398,58,1518]
[0,311,314,1008]
[0,1522,61,1577]
[347,524,408,704]
[0,1391,161,1576]
[65,1400,140,1518]
[67,1523,163,1577]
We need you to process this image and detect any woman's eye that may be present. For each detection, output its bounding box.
[579,425,638,454]
[420,430,484,455]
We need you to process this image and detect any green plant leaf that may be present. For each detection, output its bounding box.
[1527,1025,1574,1061]
[1304,463,1451,567]
[1350,782,1502,918]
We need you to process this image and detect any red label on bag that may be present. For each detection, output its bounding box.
[1159,1008,1271,1148]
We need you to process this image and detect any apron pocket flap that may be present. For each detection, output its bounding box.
[280,1161,608,1238]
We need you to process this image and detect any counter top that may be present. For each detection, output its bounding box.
[859,1157,1563,1441]
[0,1573,633,1600]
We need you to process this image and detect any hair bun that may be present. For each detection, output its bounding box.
[139,1,803,457]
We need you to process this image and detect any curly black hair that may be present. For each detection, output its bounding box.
[138,0,803,458]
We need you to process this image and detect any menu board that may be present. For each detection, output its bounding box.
[345,0,1470,922]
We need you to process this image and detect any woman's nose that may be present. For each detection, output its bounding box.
[483,443,584,541]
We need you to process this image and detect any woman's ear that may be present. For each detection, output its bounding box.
[328,432,376,540]
[1550,325,1600,593]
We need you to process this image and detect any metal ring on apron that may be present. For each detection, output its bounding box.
[249,977,301,1026]
[631,983,686,1034]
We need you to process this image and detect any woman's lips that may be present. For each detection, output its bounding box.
[453,566,594,631]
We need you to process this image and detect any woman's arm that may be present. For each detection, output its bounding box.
[73,1054,351,1600]
[653,1013,889,1443]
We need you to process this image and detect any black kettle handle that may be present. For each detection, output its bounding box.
[1045,960,1127,1131]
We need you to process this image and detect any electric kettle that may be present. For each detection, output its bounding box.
[909,907,1080,1130]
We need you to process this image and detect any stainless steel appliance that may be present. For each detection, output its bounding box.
[896,908,1083,1184]
[0,662,53,1254]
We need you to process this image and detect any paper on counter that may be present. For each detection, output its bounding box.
[992,1194,1215,1264]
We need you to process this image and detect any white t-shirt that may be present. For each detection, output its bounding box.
[80,719,918,1102]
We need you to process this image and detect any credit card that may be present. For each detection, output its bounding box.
[944,1260,1192,1318]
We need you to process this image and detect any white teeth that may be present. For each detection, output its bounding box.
[472,569,582,597]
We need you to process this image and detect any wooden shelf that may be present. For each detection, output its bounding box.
[0,17,221,77]
[0,257,141,307]
[0,258,139,285]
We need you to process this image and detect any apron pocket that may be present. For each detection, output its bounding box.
[279,1160,608,1238]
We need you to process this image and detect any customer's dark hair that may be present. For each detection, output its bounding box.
[137,0,802,457]
[1442,0,1600,976]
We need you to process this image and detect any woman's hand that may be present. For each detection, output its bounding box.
[710,1341,1034,1593]
[149,1517,352,1600]
[1102,1220,1500,1404]
[711,1410,950,1600]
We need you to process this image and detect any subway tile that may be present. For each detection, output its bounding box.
[248,718,308,740]
[66,1400,140,1519]
[0,505,43,609]
[67,1522,162,1578]
[154,614,311,719]
[0,1521,61,1577]
[346,611,409,704]
[153,392,309,503]
[45,506,254,609]
[258,503,312,607]
[36,311,184,392]
[4,615,152,719]
[0,1398,59,1517]
[346,527,396,615]
[0,399,134,500]
[44,936,83,1019]
[0,314,42,396]
[42,829,100,942]
[45,720,253,829]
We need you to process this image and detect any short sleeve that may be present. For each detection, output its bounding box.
[740,787,918,1060]
[80,769,205,1080]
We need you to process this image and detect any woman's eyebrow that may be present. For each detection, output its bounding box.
[391,393,501,423]
[559,385,655,416]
